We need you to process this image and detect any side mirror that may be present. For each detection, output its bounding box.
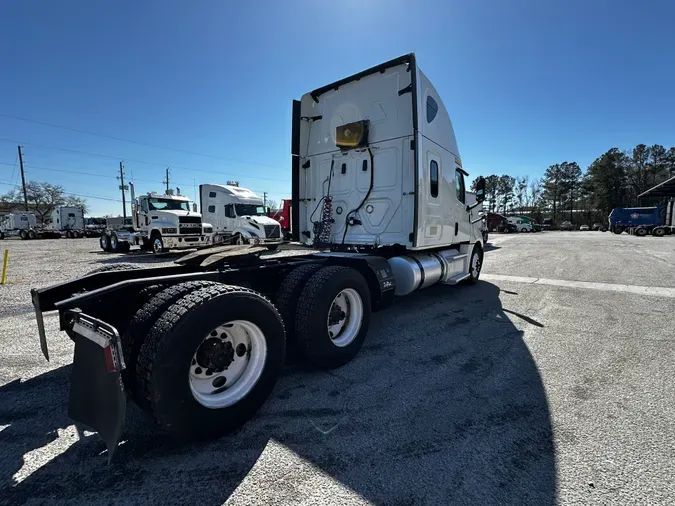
[475,176,486,203]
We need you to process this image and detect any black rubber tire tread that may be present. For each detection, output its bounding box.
[653,228,665,237]
[294,265,371,369]
[124,280,219,405]
[636,227,648,237]
[100,234,110,251]
[87,263,141,274]
[274,263,324,342]
[136,283,286,441]
[465,244,484,285]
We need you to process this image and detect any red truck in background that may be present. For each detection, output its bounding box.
[269,198,292,240]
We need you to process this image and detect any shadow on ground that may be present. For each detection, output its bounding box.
[1,282,556,505]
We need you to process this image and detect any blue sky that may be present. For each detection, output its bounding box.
[1,0,674,216]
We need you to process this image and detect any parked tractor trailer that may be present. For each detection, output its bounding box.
[98,183,213,254]
[0,210,82,240]
[31,54,487,459]
[200,182,283,250]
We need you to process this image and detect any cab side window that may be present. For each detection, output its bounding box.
[140,199,149,213]
[455,169,465,204]
[225,204,235,218]
[430,160,439,198]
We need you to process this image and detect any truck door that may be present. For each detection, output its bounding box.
[224,204,237,238]
[139,197,150,226]
[454,168,471,243]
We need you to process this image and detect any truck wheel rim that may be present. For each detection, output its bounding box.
[471,251,481,278]
[327,288,363,348]
[189,320,267,409]
[111,235,118,248]
[153,238,162,253]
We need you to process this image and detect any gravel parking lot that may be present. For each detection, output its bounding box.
[1,232,674,505]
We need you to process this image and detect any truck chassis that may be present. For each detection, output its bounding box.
[32,242,483,460]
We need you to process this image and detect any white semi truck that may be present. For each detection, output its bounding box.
[31,54,487,459]
[48,206,87,238]
[98,184,212,254]
[200,182,283,250]
[0,212,63,240]
[0,212,37,240]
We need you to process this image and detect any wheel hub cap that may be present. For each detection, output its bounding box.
[326,289,363,348]
[196,338,235,371]
[189,320,267,409]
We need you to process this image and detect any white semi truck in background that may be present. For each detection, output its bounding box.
[98,184,212,254]
[0,212,38,240]
[49,206,86,238]
[0,211,65,240]
[200,182,283,251]
[31,54,487,459]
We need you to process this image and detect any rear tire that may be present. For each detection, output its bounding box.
[636,227,648,237]
[28,230,37,240]
[136,284,286,441]
[124,281,220,405]
[613,226,623,234]
[88,263,141,274]
[274,263,324,343]
[294,266,371,369]
[653,227,666,237]
[100,234,112,252]
[110,233,121,252]
[19,230,28,240]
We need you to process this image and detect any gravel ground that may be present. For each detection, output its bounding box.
[1,232,674,505]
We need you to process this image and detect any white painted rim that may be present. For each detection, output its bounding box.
[327,288,363,348]
[189,320,267,409]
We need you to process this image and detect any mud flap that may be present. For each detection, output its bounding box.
[66,313,126,462]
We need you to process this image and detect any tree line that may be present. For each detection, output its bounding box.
[472,144,675,225]
[1,181,88,224]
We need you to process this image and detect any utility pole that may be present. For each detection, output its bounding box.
[17,146,28,211]
[163,167,170,193]
[117,162,127,220]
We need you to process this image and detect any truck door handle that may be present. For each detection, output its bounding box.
[455,222,458,236]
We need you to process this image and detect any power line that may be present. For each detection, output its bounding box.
[8,153,18,187]
[0,161,275,195]
[0,179,122,203]
[0,137,290,182]
[0,112,281,168]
